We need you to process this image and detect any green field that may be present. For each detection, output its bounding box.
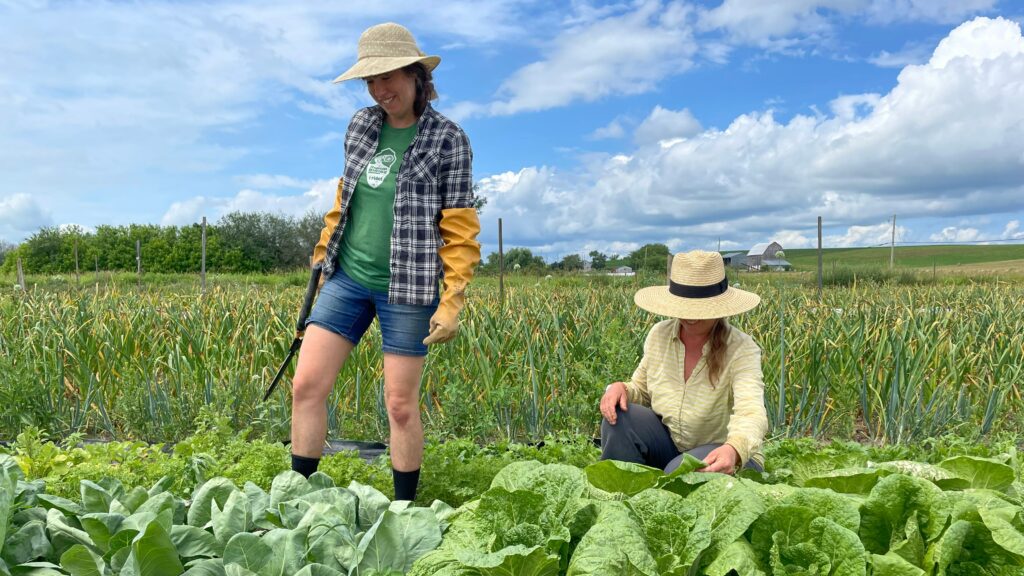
[2,271,1022,447]
[783,243,1024,271]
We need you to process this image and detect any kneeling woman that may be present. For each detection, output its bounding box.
[600,250,769,475]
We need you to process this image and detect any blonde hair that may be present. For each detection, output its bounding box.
[707,318,731,387]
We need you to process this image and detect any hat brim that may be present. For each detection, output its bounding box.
[332,55,440,83]
[633,284,760,319]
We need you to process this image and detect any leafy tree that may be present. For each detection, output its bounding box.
[216,212,281,272]
[588,250,607,270]
[93,225,136,271]
[560,253,584,271]
[297,209,326,266]
[170,223,205,273]
[504,247,547,272]
[0,240,18,269]
[480,247,546,273]
[18,227,65,274]
[605,255,629,271]
[628,243,671,272]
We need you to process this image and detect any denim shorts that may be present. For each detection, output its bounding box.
[306,266,438,357]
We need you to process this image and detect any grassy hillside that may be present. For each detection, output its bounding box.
[781,244,1024,271]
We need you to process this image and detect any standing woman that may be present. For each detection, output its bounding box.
[600,251,769,475]
[293,22,480,502]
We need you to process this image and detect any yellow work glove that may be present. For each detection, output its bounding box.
[423,208,481,345]
[312,177,344,289]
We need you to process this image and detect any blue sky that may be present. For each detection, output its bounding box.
[2,0,1023,260]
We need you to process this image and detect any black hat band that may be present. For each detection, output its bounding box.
[668,277,728,298]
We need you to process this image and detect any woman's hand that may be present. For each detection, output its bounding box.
[601,382,629,424]
[698,444,740,475]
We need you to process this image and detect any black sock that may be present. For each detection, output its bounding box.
[291,454,320,478]
[392,468,420,502]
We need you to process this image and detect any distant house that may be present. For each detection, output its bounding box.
[608,266,635,277]
[722,252,747,269]
[747,242,783,270]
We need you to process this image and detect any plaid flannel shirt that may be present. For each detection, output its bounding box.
[321,104,475,305]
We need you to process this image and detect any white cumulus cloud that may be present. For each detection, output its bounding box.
[930,226,981,242]
[477,17,1024,255]
[698,0,997,47]
[0,193,52,243]
[0,1,522,233]
[634,106,703,145]
[1001,220,1024,240]
[458,1,697,117]
[589,118,628,140]
[161,178,338,226]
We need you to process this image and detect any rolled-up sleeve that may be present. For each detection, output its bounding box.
[623,331,653,407]
[725,339,769,466]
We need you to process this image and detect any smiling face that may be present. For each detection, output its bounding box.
[678,318,719,340]
[365,69,418,128]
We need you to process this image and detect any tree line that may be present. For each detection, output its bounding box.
[0,211,672,276]
[0,211,324,275]
[476,244,671,274]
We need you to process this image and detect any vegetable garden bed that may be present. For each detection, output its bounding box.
[2,432,1023,575]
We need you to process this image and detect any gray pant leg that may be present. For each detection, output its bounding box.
[664,443,765,474]
[600,404,680,470]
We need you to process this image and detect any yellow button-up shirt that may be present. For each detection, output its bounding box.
[623,319,769,468]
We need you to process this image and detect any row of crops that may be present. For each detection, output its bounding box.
[1,275,1021,444]
[2,442,1024,574]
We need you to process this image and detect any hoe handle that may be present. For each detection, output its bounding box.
[296,265,322,335]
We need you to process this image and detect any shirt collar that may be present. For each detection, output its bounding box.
[368,102,436,128]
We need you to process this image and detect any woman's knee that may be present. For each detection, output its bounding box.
[601,403,635,431]
[384,389,419,428]
[291,372,333,405]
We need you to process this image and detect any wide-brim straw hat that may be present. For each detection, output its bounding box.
[634,250,760,319]
[333,22,440,84]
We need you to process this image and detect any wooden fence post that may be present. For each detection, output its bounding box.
[817,216,823,297]
[498,218,504,307]
[201,216,207,294]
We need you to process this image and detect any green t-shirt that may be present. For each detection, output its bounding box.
[338,122,418,291]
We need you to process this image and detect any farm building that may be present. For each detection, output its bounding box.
[746,242,783,270]
[722,252,747,269]
[761,258,792,271]
[608,266,635,276]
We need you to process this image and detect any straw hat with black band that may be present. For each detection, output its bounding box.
[333,22,440,100]
[634,251,760,319]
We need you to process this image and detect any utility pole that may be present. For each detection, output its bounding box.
[890,214,896,270]
[718,237,721,252]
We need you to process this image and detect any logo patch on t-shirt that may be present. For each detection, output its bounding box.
[366,147,397,188]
